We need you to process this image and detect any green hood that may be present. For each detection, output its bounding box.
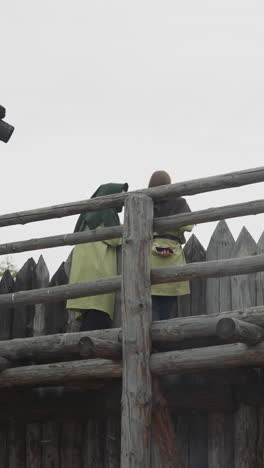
[74,183,128,232]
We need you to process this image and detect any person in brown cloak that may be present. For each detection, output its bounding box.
[149,170,193,320]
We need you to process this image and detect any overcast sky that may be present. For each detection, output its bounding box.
[1,1,264,276]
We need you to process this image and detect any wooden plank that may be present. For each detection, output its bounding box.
[206,220,234,468]
[9,423,26,468]
[234,404,257,468]
[26,255,49,468]
[82,419,104,468]
[9,258,36,468]
[208,413,234,468]
[0,424,8,467]
[44,262,68,335]
[12,258,36,338]
[177,235,208,468]
[60,422,82,468]
[105,246,122,468]
[0,270,15,340]
[121,194,153,468]
[33,255,50,336]
[231,227,258,468]
[105,417,121,468]
[256,233,264,468]
[257,407,264,468]
[0,166,264,226]
[26,424,42,467]
[41,422,60,468]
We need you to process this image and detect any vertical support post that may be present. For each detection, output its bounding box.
[121,194,153,468]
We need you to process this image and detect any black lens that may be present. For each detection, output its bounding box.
[0,120,15,143]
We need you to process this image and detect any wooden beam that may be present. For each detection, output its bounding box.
[1,254,264,309]
[0,166,264,227]
[2,341,264,388]
[216,317,264,344]
[2,198,264,256]
[121,194,153,468]
[1,307,264,363]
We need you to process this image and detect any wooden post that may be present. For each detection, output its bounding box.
[231,228,258,468]
[206,220,235,468]
[121,193,153,468]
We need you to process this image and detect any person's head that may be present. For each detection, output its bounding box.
[148,170,171,188]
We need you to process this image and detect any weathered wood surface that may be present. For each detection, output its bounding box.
[256,233,264,468]
[12,257,36,338]
[1,306,264,364]
[207,221,246,468]
[0,270,15,340]
[152,379,184,468]
[176,234,208,468]
[231,228,258,468]
[33,255,50,337]
[3,198,264,257]
[2,341,264,388]
[121,194,153,468]
[0,166,264,226]
[216,317,264,344]
[1,252,264,311]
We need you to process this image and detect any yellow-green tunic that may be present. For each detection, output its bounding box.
[151,225,193,296]
[66,225,120,319]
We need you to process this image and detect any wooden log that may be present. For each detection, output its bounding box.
[44,262,72,335]
[2,340,264,388]
[60,422,82,468]
[0,269,15,340]
[234,404,257,468]
[231,228,258,468]
[9,423,26,467]
[26,423,42,468]
[152,378,184,468]
[1,307,264,363]
[216,317,264,344]
[0,273,121,309]
[2,199,264,257]
[2,253,264,310]
[82,419,105,468]
[42,422,60,468]
[177,235,208,468]
[12,257,36,338]
[0,166,264,226]
[0,357,12,370]
[33,255,50,336]
[121,194,153,468]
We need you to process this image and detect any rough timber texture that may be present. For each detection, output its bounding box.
[121,194,153,468]
[206,221,234,468]
[231,227,258,468]
[176,234,208,468]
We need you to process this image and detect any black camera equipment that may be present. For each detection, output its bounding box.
[0,105,15,143]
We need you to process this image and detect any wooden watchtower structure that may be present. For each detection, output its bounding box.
[0,166,264,467]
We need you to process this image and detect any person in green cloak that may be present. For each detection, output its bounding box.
[66,182,128,331]
[149,170,193,320]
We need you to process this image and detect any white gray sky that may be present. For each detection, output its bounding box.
[1,1,264,276]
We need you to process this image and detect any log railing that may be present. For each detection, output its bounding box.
[1,166,264,467]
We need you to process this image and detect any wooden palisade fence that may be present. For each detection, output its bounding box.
[1,167,264,466]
